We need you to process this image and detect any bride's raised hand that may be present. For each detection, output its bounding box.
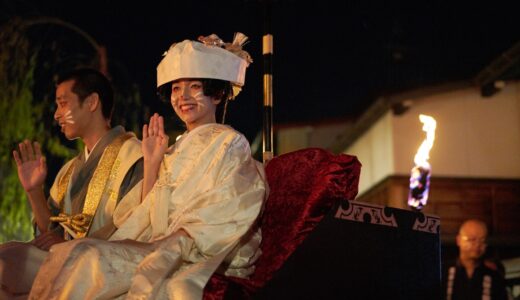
[142,113,169,167]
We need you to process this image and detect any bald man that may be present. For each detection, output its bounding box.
[444,219,508,300]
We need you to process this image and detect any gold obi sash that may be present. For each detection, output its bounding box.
[50,133,133,238]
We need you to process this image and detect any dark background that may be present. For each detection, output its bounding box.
[2,0,520,142]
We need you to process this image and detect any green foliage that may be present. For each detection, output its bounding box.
[0,19,37,241]
[0,168,33,242]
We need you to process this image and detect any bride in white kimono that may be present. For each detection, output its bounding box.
[29,33,267,300]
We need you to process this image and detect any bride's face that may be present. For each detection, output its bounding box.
[171,79,221,131]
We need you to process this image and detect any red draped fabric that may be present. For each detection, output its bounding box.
[203,148,361,299]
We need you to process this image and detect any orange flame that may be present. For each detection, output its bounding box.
[408,114,437,210]
[414,114,436,168]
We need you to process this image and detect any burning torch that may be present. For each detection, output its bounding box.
[408,114,437,211]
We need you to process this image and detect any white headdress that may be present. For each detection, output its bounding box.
[157,32,252,97]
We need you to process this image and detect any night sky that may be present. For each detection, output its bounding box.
[2,0,519,142]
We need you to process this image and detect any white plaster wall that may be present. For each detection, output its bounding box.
[277,127,313,155]
[276,122,351,155]
[344,80,520,196]
[345,111,395,195]
[308,122,353,149]
[393,82,520,178]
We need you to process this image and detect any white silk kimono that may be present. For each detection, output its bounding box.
[29,124,267,300]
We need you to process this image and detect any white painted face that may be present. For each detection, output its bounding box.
[170,79,221,131]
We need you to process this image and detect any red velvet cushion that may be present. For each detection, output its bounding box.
[203,148,361,299]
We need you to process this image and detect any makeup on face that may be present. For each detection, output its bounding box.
[64,110,75,124]
[171,81,204,103]
[171,81,208,113]
[170,80,218,130]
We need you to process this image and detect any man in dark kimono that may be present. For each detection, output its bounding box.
[0,68,143,298]
[444,219,509,300]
